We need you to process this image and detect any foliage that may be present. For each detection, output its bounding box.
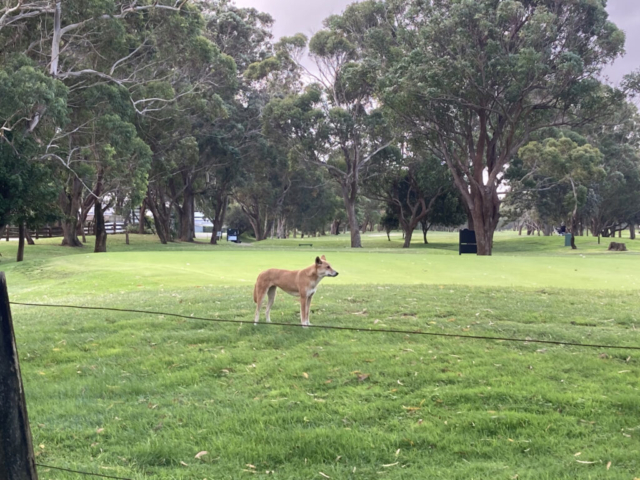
[351,0,625,253]
[518,134,605,248]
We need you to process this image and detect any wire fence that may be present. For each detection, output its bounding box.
[35,463,132,480]
[11,301,640,351]
[11,300,640,478]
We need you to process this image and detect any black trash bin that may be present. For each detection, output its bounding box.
[459,229,477,255]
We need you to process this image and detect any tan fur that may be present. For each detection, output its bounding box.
[253,255,338,326]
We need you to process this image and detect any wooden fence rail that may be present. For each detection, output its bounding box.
[4,223,127,240]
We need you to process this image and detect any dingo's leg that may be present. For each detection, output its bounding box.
[305,293,314,326]
[299,295,308,328]
[254,286,266,325]
[265,286,277,323]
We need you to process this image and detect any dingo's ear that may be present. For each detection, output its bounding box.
[321,255,326,261]
[316,256,322,265]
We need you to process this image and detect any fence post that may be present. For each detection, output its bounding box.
[0,272,39,480]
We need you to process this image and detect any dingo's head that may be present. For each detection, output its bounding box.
[315,255,338,277]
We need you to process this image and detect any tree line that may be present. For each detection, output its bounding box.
[1,0,638,260]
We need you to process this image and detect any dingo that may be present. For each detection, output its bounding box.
[253,255,339,326]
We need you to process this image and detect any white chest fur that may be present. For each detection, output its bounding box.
[305,278,322,297]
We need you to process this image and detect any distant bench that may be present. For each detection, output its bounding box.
[299,243,313,247]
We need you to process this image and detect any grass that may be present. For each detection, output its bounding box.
[2,232,639,479]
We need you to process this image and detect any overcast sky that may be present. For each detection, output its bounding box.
[234,0,640,85]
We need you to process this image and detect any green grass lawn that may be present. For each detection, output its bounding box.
[2,232,639,479]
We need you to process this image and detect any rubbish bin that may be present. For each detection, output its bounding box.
[564,234,572,247]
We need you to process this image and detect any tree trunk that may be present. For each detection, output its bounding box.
[276,216,287,239]
[246,211,265,241]
[570,213,578,250]
[402,225,414,248]
[210,196,228,245]
[146,188,171,244]
[460,182,499,255]
[177,188,195,242]
[191,195,196,241]
[463,202,475,231]
[138,201,145,234]
[422,223,430,244]
[630,223,636,240]
[124,210,130,245]
[340,181,362,248]
[50,2,62,76]
[17,223,25,262]
[618,229,622,238]
[94,171,107,253]
[59,177,84,247]
[25,229,35,245]
[94,201,107,253]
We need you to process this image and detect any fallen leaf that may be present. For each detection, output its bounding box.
[618,370,630,374]
[96,428,104,434]
[382,462,399,467]
[357,374,370,382]
[180,461,188,466]
[606,461,611,470]
[576,460,598,464]
[303,372,309,379]
[574,452,581,456]
[246,464,256,469]
[195,451,208,459]
[319,472,330,478]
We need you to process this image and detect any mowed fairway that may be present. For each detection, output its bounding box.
[2,232,640,479]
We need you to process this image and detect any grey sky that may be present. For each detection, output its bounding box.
[234,0,640,84]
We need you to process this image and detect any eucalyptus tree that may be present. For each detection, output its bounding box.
[364,142,457,248]
[518,135,605,249]
[332,0,625,254]
[2,0,216,248]
[261,28,393,248]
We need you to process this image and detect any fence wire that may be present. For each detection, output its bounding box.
[11,301,640,351]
